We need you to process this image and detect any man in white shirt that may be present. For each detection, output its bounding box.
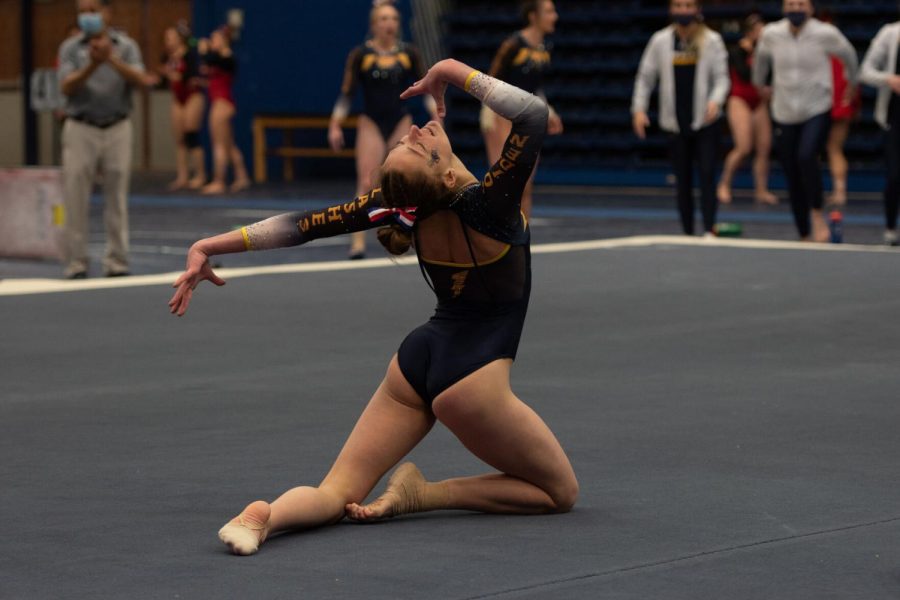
[753,0,858,242]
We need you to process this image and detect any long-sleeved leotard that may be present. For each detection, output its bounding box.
[240,188,388,251]
[241,72,548,404]
[400,72,546,402]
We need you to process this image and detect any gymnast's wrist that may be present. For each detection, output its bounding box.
[190,240,213,257]
[432,58,470,90]
[432,58,455,75]
[193,235,236,257]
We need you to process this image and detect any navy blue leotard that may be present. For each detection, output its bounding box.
[489,33,552,96]
[339,41,428,140]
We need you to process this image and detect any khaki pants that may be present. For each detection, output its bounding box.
[61,118,132,276]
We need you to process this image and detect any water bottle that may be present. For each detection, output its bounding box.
[829,211,843,244]
[714,222,743,238]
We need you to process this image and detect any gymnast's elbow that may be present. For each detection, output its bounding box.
[521,96,549,131]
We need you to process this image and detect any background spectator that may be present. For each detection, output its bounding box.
[632,0,730,237]
[199,26,250,195]
[161,22,206,191]
[717,11,778,206]
[482,0,563,219]
[752,0,858,242]
[859,17,900,246]
[57,0,149,278]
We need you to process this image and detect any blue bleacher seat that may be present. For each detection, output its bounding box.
[443,0,895,179]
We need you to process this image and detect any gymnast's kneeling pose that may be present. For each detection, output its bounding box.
[168,58,578,556]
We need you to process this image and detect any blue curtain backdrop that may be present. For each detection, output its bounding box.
[192,0,414,179]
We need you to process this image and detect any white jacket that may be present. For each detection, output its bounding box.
[631,25,730,133]
[860,22,900,130]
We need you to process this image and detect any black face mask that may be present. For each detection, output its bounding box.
[672,13,698,27]
[786,11,808,27]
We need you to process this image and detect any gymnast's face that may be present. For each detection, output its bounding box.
[163,28,182,54]
[210,30,228,52]
[747,20,764,42]
[383,121,455,187]
[371,6,401,41]
[534,1,558,35]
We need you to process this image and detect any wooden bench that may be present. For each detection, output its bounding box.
[252,115,358,183]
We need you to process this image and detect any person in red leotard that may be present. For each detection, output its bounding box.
[819,9,860,208]
[827,54,861,207]
[199,26,250,195]
[717,12,777,205]
[161,23,206,191]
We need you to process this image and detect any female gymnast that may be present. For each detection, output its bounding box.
[161,23,206,191]
[716,11,777,206]
[328,0,438,259]
[826,52,860,208]
[170,58,579,556]
[199,26,251,195]
[482,0,563,219]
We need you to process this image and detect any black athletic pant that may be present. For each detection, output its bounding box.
[670,122,719,235]
[884,113,900,231]
[773,111,831,239]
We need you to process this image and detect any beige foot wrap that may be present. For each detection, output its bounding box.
[218,502,269,556]
[350,462,448,521]
[382,462,427,517]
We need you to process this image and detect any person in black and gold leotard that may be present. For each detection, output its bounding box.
[329,0,438,259]
[169,58,579,556]
[482,0,563,219]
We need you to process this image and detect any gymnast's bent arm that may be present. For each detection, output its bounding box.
[329,47,363,152]
[403,60,547,220]
[403,60,547,163]
[470,72,548,218]
[169,190,386,316]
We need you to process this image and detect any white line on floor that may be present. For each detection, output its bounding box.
[0,235,895,297]
[535,184,884,201]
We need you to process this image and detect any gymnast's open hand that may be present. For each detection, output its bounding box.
[400,61,451,119]
[168,244,226,316]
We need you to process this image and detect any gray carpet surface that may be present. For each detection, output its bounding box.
[1,244,898,599]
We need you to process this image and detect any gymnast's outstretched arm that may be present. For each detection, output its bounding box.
[168,189,388,316]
